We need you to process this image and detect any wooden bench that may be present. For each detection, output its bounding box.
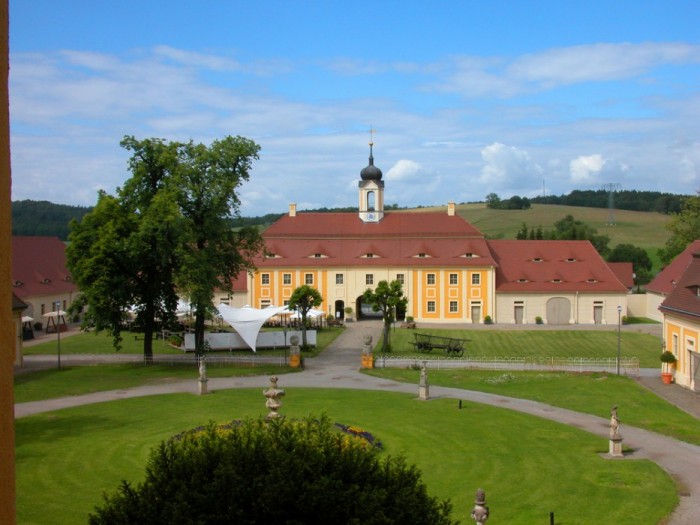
[409,332,468,357]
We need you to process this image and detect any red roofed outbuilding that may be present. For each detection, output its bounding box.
[11,236,78,327]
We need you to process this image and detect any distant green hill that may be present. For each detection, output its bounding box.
[11,200,92,240]
[13,200,672,270]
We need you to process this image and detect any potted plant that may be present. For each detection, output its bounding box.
[660,351,677,384]
[344,306,353,322]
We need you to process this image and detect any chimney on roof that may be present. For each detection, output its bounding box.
[289,203,297,217]
[447,202,455,216]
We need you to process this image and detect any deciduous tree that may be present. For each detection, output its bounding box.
[363,279,408,353]
[658,195,700,265]
[287,285,323,349]
[173,136,266,355]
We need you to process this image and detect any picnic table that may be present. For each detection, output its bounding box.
[409,332,468,357]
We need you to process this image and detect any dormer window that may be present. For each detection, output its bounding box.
[532,257,543,263]
[586,278,599,284]
[551,278,562,283]
[565,258,577,263]
[265,252,279,259]
[41,278,51,284]
[517,278,529,283]
[314,253,322,258]
[13,280,22,287]
[308,253,327,259]
[363,253,375,259]
[416,253,430,258]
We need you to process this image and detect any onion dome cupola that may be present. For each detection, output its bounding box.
[360,141,383,181]
[358,139,385,223]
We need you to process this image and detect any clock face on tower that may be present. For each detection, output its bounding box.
[367,213,375,221]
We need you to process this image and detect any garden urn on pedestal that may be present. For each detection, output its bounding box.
[470,488,489,524]
[361,335,374,369]
[263,376,285,419]
[288,335,301,368]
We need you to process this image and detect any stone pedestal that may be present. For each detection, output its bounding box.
[361,335,374,369]
[288,335,301,368]
[263,376,285,419]
[470,488,489,524]
[419,361,429,400]
[609,435,623,457]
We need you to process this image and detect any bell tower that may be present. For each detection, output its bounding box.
[358,131,384,223]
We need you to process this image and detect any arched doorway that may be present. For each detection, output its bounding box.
[546,297,571,325]
[334,300,345,320]
[356,296,382,320]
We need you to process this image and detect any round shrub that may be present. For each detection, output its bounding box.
[89,415,455,525]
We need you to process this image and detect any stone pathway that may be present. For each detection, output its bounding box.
[14,320,700,524]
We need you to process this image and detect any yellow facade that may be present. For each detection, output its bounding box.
[249,265,494,323]
[663,314,700,390]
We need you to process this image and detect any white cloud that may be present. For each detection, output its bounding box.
[479,143,542,190]
[569,154,630,185]
[570,154,606,182]
[386,159,422,181]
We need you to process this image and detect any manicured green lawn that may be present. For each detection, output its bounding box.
[14,364,298,403]
[15,389,677,525]
[365,369,700,446]
[381,328,662,368]
[23,326,343,358]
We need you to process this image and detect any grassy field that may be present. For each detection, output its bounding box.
[13,364,299,403]
[23,326,344,358]
[15,389,677,525]
[406,202,671,270]
[365,369,700,446]
[378,327,663,368]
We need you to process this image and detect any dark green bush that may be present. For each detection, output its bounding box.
[89,415,455,525]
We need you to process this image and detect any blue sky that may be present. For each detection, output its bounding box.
[9,1,700,215]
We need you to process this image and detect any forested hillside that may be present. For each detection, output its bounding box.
[531,189,685,214]
[11,200,92,240]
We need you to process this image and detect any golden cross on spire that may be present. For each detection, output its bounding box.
[368,125,376,146]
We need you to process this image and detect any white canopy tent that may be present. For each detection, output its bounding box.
[216,304,289,352]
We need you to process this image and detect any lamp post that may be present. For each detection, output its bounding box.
[55,300,62,370]
[616,305,622,376]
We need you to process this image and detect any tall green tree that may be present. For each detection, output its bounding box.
[607,243,653,288]
[173,136,266,355]
[544,214,610,256]
[287,285,323,349]
[67,137,183,360]
[658,195,700,265]
[67,192,137,352]
[363,280,408,353]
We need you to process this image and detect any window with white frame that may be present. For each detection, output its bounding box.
[261,273,270,285]
[283,273,291,285]
[449,273,458,285]
[471,273,481,285]
[427,273,436,285]
[366,274,374,286]
[449,301,458,313]
[336,273,344,285]
[427,301,436,313]
[305,273,314,285]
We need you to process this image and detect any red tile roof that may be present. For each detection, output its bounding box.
[11,236,78,299]
[659,252,700,321]
[646,240,700,295]
[264,211,485,239]
[488,240,628,293]
[258,211,497,268]
[607,262,635,289]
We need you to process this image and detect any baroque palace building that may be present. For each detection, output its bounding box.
[245,143,629,325]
